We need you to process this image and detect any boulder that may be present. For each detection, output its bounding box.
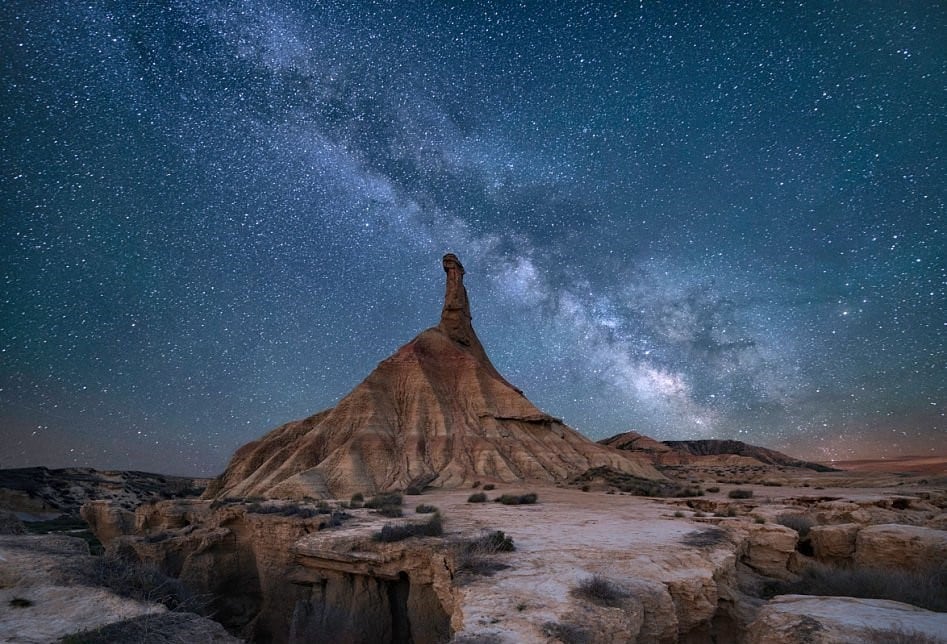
[740,523,798,579]
[746,595,947,644]
[809,523,859,563]
[80,501,135,545]
[854,523,947,571]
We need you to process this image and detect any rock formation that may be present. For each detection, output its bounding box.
[208,254,659,500]
[600,433,837,472]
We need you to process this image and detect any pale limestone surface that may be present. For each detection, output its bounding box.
[746,595,947,644]
[0,535,162,643]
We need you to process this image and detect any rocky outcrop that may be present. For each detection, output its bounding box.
[80,500,135,544]
[208,254,660,500]
[738,523,799,580]
[745,595,947,644]
[854,524,947,571]
[809,523,859,563]
[660,440,837,472]
[0,509,25,534]
[0,467,207,516]
[0,534,237,644]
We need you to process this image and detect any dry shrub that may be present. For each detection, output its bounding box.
[572,575,630,607]
[415,504,438,514]
[681,528,729,548]
[776,513,814,537]
[373,513,443,542]
[728,489,753,499]
[776,561,947,612]
[496,493,537,505]
[453,530,514,578]
[84,553,207,615]
[467,492,488,503]
[542,621,590,644]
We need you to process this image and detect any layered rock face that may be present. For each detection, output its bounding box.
[600,432,835,472]
[209,254,658,500]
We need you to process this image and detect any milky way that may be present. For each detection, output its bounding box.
[2,2,944,475]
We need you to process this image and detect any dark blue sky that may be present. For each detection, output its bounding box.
[2,2,944,475]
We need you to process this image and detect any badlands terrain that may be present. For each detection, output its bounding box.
[2,256,945,642]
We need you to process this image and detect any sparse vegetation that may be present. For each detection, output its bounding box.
[728,488,753,499]
[681,528,729,548]
[862,627,946,644]
[364,492,403,508]
[84,553,207,614]
[754,516,766,524]
[415,504,438,514]
[350,492,364,507]
[542,621,590,644]
[706,486,720,493]
[673,510,685,518]
[366,492,403,517]
[452,530,515,578]
[467,492,488,503]
[572,575,630,607]
[776,513,814,537]
[772,562,947,612]
[9,597,32,608]
[496,493,538,505]
[373,513,443,542]
[482,483,496,491]
[246,502,319,518]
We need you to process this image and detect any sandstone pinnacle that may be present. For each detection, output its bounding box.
[206,254,661,500]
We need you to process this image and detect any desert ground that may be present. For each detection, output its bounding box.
[2,462,945,643]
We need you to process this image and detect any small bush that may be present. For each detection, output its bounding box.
[580,484,590,492]
[862,626,945,644]
[496,493,537,505]
[468,492,488,503]
[706,486,720,493]
[482,484,496,491]
[728,489,753,499]
[891,497,911,510]
[415,504,438,514]
[374,514,443,543]
[542,621,590,644]
[350,492,364,507]
[405,486,423,496]
[754,516,766,524]
[573,575,630,607]
[453,530,515,578]
[776,513,814,537]
[322,510,350,529]
[681,528,729,548]
[9,598,32,608]
[365,492,403,509]
[85,554,206,614]
[673,511,685,518]
[774,562,947,612]
[375,505,403,518]
[472,481,481,488]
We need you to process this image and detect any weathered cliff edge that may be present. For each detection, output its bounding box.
[207,255,659,500]
[81,486,947,643]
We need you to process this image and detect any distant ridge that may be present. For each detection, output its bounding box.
[207,255,660,500]
[600,432,838,472]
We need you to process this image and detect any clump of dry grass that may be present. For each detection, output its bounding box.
[572,575,630,607]
[774,561,947,612]
[681,528,729,548]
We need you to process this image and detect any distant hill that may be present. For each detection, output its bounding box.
[0,467,208,516]
[600,433,838,473]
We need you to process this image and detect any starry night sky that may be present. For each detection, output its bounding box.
[2,2,944,476]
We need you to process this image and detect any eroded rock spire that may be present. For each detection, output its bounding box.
[439,253,474,346]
